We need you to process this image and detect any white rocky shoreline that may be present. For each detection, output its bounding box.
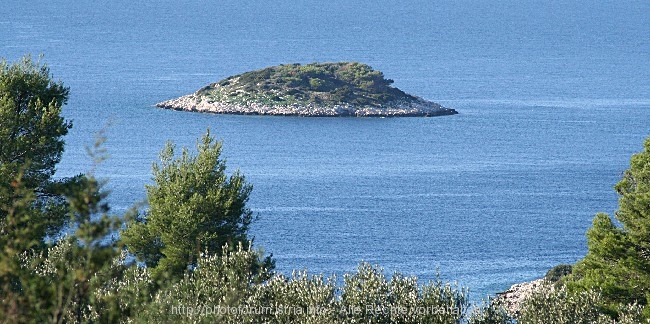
[496,278,547,318]
[156,94,458,117]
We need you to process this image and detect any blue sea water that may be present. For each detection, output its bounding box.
[2,0,649,300]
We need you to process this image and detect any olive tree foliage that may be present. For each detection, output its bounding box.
[339,263,469,324]
[132,243,274,323]
[517,285,645,324]
[466,298,512,324]
[466,283,645,324]
[567,137,650,318]
[132,257,471,324]
[121,130,267,280]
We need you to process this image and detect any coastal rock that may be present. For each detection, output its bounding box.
[496,278,547,318]
[156,62,458,117]
[156,94,456,117]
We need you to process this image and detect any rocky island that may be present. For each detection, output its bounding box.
[156,62,457,117]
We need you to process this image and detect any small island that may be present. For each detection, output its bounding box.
[156,62,457,117]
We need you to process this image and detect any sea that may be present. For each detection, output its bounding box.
[2,0,649,301]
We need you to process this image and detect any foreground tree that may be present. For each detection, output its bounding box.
[0,55,71,186]
[0,135,125,322]
[122,130,266,280]
[569,138,650,318]
[0,55,75,244]
[0,56,127,322]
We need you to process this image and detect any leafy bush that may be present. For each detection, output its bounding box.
[467,297,513,324]
[308,78,326,91]
[131,257,470,324]
[518,285,645,324]
[134,243,272,323]
[544,264,572,283]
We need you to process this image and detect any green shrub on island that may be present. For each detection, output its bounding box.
[196,62,417,107]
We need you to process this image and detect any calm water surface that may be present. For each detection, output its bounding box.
[2,0,649,300]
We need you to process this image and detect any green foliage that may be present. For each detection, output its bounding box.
[567,138,650,318]
[544,264,572,283]
[308,78,326,91]
[467,297,513,324]
[0,175,44,320]
[252,271,338,323]
[0,56,124,322]
[0,55,77,246]
[0,170,125,322]
[467,138,650,324]
[0,55,71,190]
[131,257,470,324]
[339,263,468,323]
[517,285,645,324]
[335,62,391,92]
[134,243,273,323]
[198,62,416,108]
[122,130,262,280]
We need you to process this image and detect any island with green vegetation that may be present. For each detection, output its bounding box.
[156,62,458,117]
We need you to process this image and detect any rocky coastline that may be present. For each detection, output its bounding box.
[156,94,458,117]
[496,278,547,318]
